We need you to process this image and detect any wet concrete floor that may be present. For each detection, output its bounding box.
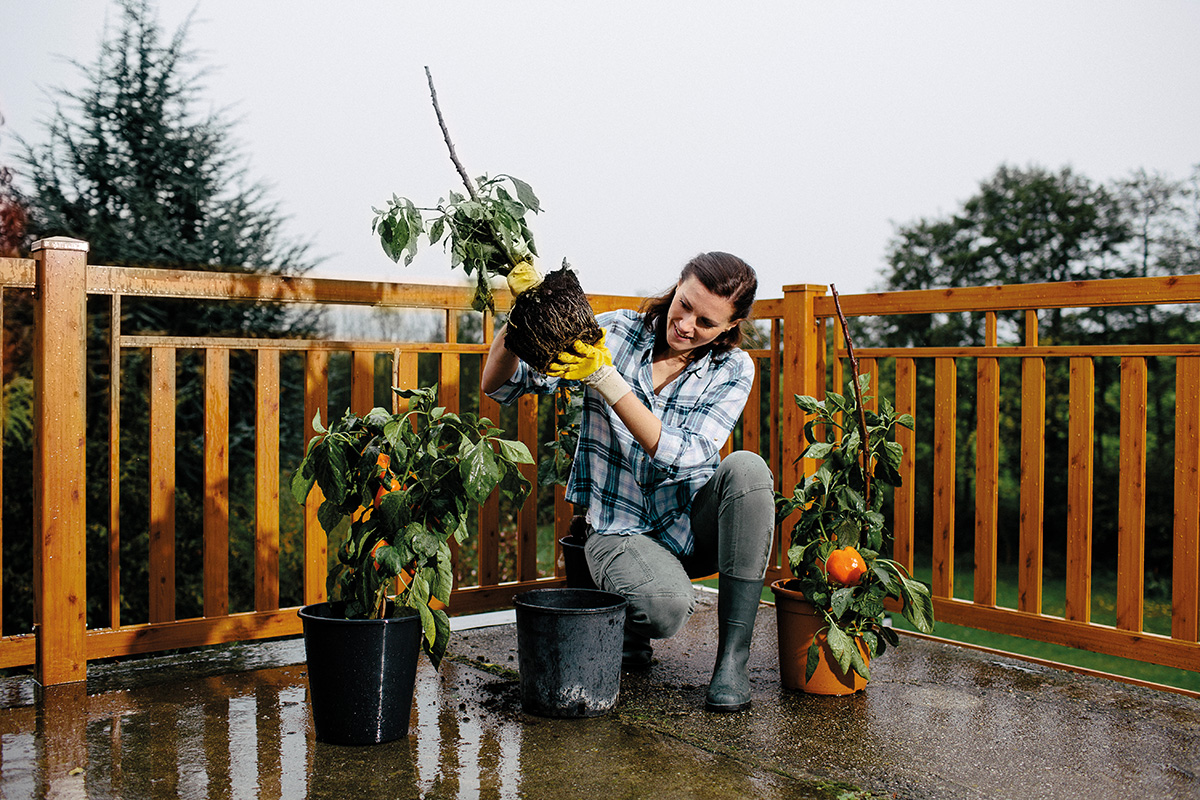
[0,590,1197,799]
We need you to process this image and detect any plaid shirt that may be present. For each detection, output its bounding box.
[488,309,754,555]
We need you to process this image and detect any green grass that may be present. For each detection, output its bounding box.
[703,566,1199,693]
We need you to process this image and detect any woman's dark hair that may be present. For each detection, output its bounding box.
[640,251,758,359]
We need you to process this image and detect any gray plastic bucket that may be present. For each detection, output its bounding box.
[514,588,628,717]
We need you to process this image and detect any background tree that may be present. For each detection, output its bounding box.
[869,162,1199,594]
[7,0,320,631]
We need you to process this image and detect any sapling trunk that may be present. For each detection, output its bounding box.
[829,284,872,508]
[425,67,600,364]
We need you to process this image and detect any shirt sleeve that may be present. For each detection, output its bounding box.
[649,350,754,478]
[486,358,567,405]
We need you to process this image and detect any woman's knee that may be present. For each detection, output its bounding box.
[717,450,773,490]
[634,589,695,639]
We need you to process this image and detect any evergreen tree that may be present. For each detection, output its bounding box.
[9,0,320,631]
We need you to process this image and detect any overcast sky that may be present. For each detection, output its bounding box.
[3,1,1199,301]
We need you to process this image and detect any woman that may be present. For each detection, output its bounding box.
[482,251,774,712]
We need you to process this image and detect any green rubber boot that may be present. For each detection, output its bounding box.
[705,575,762,712]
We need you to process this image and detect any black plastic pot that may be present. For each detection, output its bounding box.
[298,602,422,745]
[514,588,627,718]
[558,535,598,590]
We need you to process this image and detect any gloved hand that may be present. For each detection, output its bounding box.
[506,260,543,297]
[546,331,612,380]
[547,331,632,405]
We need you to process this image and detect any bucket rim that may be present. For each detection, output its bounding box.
[513,587,627,614]
[298,601,422,625]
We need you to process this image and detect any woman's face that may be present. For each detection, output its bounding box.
[664,274,739,357]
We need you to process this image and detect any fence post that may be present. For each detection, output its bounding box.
[31,237,90,686]
[779,284,827,576]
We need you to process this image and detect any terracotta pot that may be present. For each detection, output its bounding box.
[770,579,869,695]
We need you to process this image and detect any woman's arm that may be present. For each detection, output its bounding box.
[611,392,663,456]
[481,325,520,395]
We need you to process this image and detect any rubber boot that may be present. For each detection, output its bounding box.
[623,628,653,669]
[705,575,762,712]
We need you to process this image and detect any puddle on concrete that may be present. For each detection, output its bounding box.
[0,652,808,799]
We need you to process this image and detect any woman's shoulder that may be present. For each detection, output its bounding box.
[597,308,647,341]
[711,346,754,378]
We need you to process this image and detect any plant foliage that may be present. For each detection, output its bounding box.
[777,373,934,680]
[291,385,533,668]
[372,173,540,313]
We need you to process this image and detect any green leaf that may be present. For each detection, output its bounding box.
[795,394,823,415]
[310,409,326,435]
[825,621,854,676]
[313,437,350,505]
[507,175,540,213]
[460,437,502,503]
[849,639,871,681]
[803,441,834,460]
[363,407,391,429]
[290,467,315,506]
[382,420,409,460]
[494,437,534,465]
[899,577,936,633]
[316,499,345,536]
[805,639,821,681]
[830,587,856,619]
[374,544,406,576]
[426,608,451,669]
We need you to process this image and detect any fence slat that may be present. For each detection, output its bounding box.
[108,294,121,628]
[255,350,280,612]
[974,356,999,607]
[932,358,957,597]
[1174,357,1200,642]
[204,348,230,618]
[479,356,501,587]
[350,350,374,415]
[517,394,539,582]
[893,358,916,574]
[149,347,176,624]
[303,350,329,605]
[1117,356,1147,632]
[1019,356,1046,614]
[1066,358,1094,623]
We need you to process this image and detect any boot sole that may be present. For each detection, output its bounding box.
[704,698,751,713]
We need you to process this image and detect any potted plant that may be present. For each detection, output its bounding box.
[291,385,533,743]
[772,289,935,695]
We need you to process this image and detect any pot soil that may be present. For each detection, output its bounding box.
[771,579,869,696]
[504,265,603,373]
[298,602,423,745]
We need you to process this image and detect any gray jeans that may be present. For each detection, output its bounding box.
[583,450,775,640]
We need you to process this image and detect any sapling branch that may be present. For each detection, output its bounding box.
[424,66,517,271]
[830,283,872,510]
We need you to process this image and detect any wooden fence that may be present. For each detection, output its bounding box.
[2,237,1198,685]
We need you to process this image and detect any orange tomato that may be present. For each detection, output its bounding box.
[825,546,867,586]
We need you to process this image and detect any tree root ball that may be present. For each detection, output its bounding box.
[504,266,603,373]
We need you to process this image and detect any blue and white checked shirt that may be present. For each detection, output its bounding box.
[488,309,754,555]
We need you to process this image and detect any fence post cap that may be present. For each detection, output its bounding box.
[31,236,89,253]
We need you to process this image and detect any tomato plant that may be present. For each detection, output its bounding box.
[777,370,935,681]
[291,385,533,668]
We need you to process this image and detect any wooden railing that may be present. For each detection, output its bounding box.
[786,278,1200,675]
[4,237,1197,685]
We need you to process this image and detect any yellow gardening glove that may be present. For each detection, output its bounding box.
[546,330,612,380]
[506,260,543,296]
